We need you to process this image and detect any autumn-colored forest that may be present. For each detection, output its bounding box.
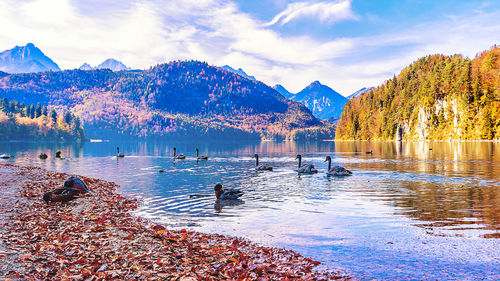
[336,46,499,140]
[0,98,84,141]
[0,61,334,141]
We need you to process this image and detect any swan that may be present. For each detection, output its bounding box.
[324,156,352,176]
[295,154,318,174]
[196,148,208,160]
[0,153,11,159]
[39,153,48,159]
[253,154,273,171]
[116,147,125,158]
[214,184,243,200]
[173,147,186,159]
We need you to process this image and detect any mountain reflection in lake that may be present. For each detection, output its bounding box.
[1,140,499,280]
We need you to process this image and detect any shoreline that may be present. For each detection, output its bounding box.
[0,163,348,280]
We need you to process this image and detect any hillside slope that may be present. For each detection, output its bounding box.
[0,61,333,140]
[336,46,500,140]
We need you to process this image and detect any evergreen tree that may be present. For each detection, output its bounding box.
[35,102,42,118]
[50,108,57,123]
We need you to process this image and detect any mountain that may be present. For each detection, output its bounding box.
[291,81,348,120]
[336,46,500,140]
[79,63,93,70]
[273,84,293,99]
[347,87,374,99]
[96,59,130,71]
[0,43,61,73]
[220,65,256,80]
[0,60,334,141]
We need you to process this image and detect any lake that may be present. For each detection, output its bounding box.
[1,140,499,280]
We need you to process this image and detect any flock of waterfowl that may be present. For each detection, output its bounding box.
[113,146,357,201]
[115,146,354,177]
[1,146,358,202]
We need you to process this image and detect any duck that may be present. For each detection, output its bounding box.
[43,188,80,203]
[365,150,373,154]
[173,147,186,159]
[214,184,243,200]
[0,153,11,159]
[196,148,208,160]
[116,147,125,158]
[63,176,90,194]
[159,169,165,173]
[253,154,273,171]
[55,151,62,158]
[295,154,318,174]
[39,153,48,159]
[324,156,352,176]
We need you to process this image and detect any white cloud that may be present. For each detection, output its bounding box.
[0,0,498,96]
[265,0,357,26]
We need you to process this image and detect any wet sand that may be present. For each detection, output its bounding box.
[0,163,348,280]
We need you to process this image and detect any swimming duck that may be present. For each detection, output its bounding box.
[196,148,208,160]
[116,147,125,158]
[55,151,62,158]
[173,147,186,160]
[325,156,352,176]
[159,169,165,173]
[214,184,243,200]
[43,188,80,203]
[0,153,11,159]
[295,154,318,174]
[253,154,273,171]
[39,153,48,159]
[365,150,373,154]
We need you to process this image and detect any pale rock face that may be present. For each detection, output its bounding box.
[415,106,430,140]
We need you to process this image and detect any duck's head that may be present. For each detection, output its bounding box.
[324,156,331,162]
[253,154,258,158]
[295,154,302,160]
[64,178,75,188]
[214,184,223,199]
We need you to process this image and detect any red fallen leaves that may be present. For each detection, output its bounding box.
[0,164,349,280]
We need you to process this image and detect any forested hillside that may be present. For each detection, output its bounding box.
[0,98,84,141]
[0,61,334,140]
[336,46,499,140]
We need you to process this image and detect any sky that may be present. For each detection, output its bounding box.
[0,0,499,96]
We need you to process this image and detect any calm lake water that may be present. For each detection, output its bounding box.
[1,140,499,280]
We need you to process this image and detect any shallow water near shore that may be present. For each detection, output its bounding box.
[1,140,499,280]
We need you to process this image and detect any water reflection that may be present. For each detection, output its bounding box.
[0,140,499,279]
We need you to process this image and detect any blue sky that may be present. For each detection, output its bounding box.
[0,0,499,95]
